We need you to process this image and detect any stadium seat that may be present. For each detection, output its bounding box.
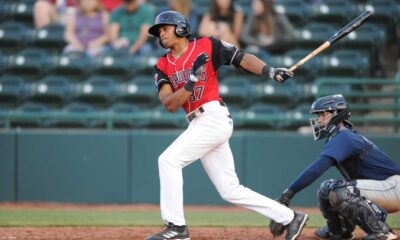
[272,49,321,83]
[193,0,211,15]
[364,0,399,43]
[74,76,117,107]
[56,102,102,128]
[28,24,67,51]
[93,50,138,81]
[219,76,254,108]
[240,103,284,129]
[253,80,300,107]
[49,51,94,81]
[116,76,158,107]
[274,0,310,27]
[13,101,52,128]
[319,50,369,77]
[6,0,35,25]
[107,102,143,128]
[294,22,336,50]
[28,75,73,107]
[339,23,386,74]
[143,104,186,129]
[6,48,51,81]
[0,75,27,106]
[309,0,358,26]
[0,21,28,52]
[314,78,353,97]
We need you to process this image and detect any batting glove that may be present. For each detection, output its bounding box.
[263,65,294,83]
[185,52,209,92]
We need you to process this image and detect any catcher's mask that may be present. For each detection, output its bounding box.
[310,94,352,140]
[148,11,191,48]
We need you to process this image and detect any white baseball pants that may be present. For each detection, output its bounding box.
[158,101,294,226]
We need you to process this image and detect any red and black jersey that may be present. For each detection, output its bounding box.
[153,37,239,114]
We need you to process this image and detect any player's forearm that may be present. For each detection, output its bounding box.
[240,54,270,75]
[160,88,191,113]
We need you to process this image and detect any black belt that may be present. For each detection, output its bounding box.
[187,101,231,123]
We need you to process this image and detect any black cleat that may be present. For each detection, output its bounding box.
[285,211,309,240]
[314,225,353,240]
[145,222,190,240]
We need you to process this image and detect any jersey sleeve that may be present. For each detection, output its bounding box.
[153,65,170,92]
[209,37,239,71]
[321,133,354,163]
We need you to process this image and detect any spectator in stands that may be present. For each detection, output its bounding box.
[159,0,200,37]
[33,0,78,28]
[64,0,110,57]
[198,0,244,47]
[240,0,295,54]
[109,0,155,55]
[101,0,123,12]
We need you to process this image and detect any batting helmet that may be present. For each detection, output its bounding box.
[148,11,191,38]
[309,94,352,140]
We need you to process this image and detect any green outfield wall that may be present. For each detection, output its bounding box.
[0,130,399,206]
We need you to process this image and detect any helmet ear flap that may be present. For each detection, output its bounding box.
[175,21,191,38]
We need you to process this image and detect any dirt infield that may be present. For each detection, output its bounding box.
[0,203,399,240]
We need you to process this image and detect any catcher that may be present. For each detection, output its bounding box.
[270,94,400,240]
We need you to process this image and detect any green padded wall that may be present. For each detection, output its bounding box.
[17,130,130,203]
[0,131,16,201]
[0,130,399,206]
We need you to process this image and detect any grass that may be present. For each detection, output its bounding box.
[0,209,399,228]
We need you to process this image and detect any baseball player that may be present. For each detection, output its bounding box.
[269,94,400,240]
[145,11,308,240]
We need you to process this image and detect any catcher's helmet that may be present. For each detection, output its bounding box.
[309,94,352,140]
[148,11,191,38]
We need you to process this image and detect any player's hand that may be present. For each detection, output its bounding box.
[192,52,209,77]
[270,67,293,83]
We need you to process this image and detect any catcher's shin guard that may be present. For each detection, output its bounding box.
[328,182,391,236]
[318,180,355,237]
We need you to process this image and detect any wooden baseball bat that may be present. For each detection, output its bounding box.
[289,10,373,72]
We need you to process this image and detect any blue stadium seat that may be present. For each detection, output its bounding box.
[28,24,67,51]
[0,21,28,52]
[93,50,138,81]
[49,51,94,81]
[143,104,186,129]
[14,101,52,128]
[107,102,142,128]
[116,76,158,107]
[319,50,369,77]
[240,103,284,129]
[0,75,27,106]
[219,76,255,108]
[365,0,399,43]
[253,80,300,107]
[29,75,73,106]
[274,0,310,27]
[339,23,386,74]
[272,49,321,83]
[74,76,117,107]
[6,48,51,80]
[56,102,102,128]
[309,0,358,25]
[294,22,336,49]
[5,0,35,25]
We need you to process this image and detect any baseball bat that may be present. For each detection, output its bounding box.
[289,10,373,72]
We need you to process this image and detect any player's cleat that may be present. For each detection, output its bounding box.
[145,222,190,240]
[361,231,398,240]
[314,225,354,240]
[284,211,309,240]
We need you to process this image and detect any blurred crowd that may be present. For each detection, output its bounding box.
[32,0,297,58]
